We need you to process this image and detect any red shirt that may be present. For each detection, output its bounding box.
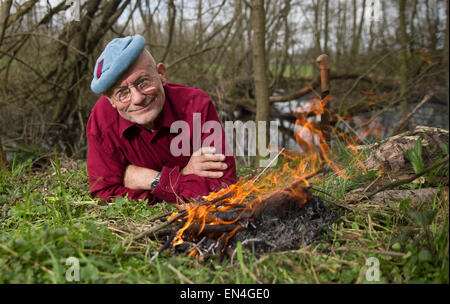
[86,83,237,204]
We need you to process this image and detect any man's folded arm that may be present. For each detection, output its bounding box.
[87,134,156,203]
[87,133,235,204]
[152,156,236,204]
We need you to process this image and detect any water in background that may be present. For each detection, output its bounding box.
[268,95,448,152]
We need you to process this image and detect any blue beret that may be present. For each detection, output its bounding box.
[90,34,146,94]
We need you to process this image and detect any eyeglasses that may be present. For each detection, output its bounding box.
[111,77,156,103]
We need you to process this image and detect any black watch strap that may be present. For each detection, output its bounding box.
[150,172,161,191]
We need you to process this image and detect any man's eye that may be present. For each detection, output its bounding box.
[115,89,129,98]
[138,79,152,90]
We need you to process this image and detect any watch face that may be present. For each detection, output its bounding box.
[151,172,161,190]
[151,176,160,190]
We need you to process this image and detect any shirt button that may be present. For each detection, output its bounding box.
[165,186,169,190]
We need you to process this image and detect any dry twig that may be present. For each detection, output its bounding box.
[390,93,434,136]
[133,211,187,241]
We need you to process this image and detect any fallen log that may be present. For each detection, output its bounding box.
[346,156,449,203]
[269,72,398,103]
[370,188,442,206]
[362,126,449,172]
[209,72,400,114]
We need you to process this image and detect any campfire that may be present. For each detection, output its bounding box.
[158,176,335,259]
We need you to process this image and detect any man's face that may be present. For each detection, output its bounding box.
[106,50,167,129]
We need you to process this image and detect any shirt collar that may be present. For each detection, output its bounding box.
[118,85,177,137]
[118,114,135,138]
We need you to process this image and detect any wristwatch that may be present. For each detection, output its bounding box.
[150,172,161,191]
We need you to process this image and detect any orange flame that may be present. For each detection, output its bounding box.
[293,95,349,178]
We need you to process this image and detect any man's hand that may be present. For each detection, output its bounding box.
[181,147,227,178]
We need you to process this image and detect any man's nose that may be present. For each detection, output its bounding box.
[129,86,146,105]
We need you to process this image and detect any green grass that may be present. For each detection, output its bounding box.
[0,149,448,284]
[267,64,314,78]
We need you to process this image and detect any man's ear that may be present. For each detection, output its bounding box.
[102,93,116,108]
[157,63,167,85]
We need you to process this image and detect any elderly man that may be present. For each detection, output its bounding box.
[87,35,236,205]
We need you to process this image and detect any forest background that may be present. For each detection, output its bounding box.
[0,0,448,284]
[0,0,448,163]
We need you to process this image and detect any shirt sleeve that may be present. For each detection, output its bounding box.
[151,95,237,205]
[87,134,157,204]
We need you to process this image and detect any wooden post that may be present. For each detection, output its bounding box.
[316,54,332,140]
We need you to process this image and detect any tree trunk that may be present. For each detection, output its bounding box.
[368,3,374,53]
[425,0,439,53]
[196,0,203,46]
[444,0,449,124]
[409,0,419,52]
[336,0,347,71]
[350,0,366,59]
[351,0,357,56]
[0,0,13,47]
[323,0,329,54]
[251,0,270,166]
[161,0,176,62]
[178,0,184,44]
[398,0,409,121]
[313,0,322,56]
